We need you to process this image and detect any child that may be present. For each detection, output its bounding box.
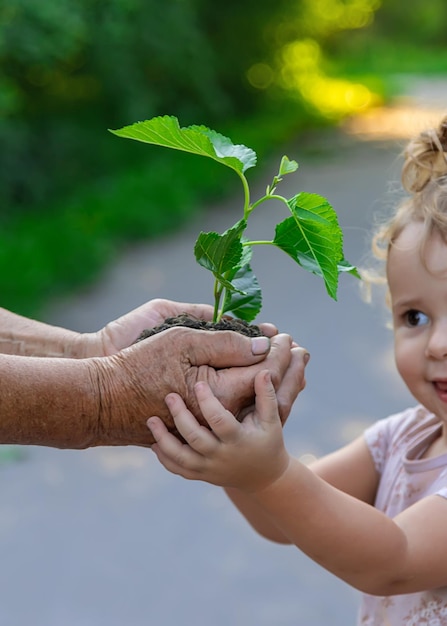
[147,116,447,626]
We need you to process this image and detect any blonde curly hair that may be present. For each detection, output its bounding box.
[365,116,447,300]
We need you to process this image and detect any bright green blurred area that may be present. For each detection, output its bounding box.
[1,0,447,316]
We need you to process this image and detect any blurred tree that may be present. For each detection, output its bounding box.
[2,0,446,316]
[1,0,445,224]
[373,0,447,44]
[238,0,384,119]
[196,0,295,112]
[322,0,447,74]
[0,0,227,218]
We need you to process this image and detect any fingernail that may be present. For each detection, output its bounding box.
[304,352,310,365]
[251,336,270,355]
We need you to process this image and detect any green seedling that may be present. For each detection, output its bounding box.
[110,115,359,323]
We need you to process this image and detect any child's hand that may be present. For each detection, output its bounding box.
[147,369,291,493]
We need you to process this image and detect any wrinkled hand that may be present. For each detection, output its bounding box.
[88,328,296,446]
[91,299,219,356]
[148,369,295,492]
[81,298,281,357]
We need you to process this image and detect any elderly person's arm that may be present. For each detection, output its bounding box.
[0,307,85,357]
[0,300,253,358]
[0,324,294,448]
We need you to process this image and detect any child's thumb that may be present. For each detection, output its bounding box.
[255,369,280,426]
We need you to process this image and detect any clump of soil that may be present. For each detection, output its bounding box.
[135,313,264,342]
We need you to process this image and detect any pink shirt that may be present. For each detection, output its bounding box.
[360,405,447,625]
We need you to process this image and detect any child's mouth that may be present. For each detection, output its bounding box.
[433,380,447,401]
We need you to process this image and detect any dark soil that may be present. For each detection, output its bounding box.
[135,313,264,342]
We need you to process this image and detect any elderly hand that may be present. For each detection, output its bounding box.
[80,299,280,357]
[89,329,296,446]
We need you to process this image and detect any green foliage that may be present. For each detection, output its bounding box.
[0,149,234,316]
[1,0,446,317]
[322,0,447,75]
[373,0,447,45]
[113,116,359,322]
[0,0,228,217]
[110,116,258,174]
[2,0,445,223]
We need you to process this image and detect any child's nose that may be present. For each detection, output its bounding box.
[426,322,447,359]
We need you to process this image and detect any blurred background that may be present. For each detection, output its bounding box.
[2,0,447,316]
[1,1,447,625]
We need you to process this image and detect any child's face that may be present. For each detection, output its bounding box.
[387,221,447,421]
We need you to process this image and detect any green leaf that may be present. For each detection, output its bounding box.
[273,192,345,299]
[110,115,257,174]
[279,155,299,176]
[191,126,257,173]
[238,237,254,267]
[221,264,262,322]
[338,258,362,279]
[194,219,247,277]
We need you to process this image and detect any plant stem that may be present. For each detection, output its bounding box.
[243,240,275,247]
[237,171,251,220]
[248,193,290,216]
[212,178,292,322]
[213,277,225,322]
[265,194,291,210]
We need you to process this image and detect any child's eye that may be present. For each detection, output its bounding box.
[405,309,429,327]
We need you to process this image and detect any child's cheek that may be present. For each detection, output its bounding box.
[394,333,423,396]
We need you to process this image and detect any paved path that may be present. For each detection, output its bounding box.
[0,91,444,625]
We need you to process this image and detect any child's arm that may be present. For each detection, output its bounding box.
[224,434,379,543]
[148,369,447,596]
